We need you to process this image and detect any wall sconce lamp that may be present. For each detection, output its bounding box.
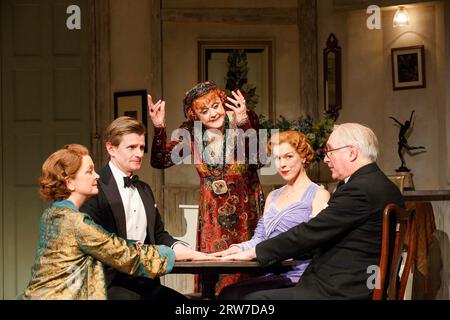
[393,6,410,27]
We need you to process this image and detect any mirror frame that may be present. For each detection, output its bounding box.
[198,40,275,119]
[323,33,342,120]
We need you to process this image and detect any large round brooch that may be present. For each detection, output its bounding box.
[211,179,228,195]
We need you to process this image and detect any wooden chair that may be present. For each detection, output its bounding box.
[373,203,417,300]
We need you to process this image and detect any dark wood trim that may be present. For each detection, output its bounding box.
[150,0,163,100]
[149,0,165,231]
[298,0,319,119]
[89,0,111,169]
[445,0,450,185]
[323,33,342,119]
[172,260,295,299]
[172,260,294,274]
[333,0,435,11]
[403,190,450,202]
[0,0,3,300]
[161,8,297,25]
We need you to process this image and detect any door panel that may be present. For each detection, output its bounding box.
[1,0,89,299]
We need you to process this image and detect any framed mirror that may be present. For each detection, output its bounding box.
[323,33,342,120]
[198,40,274,119]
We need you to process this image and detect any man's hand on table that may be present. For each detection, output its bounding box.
[173,243,218,261]
[219,247,256,261]
[209,245,242,257]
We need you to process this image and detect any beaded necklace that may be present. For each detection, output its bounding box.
[202,115,240,229]
[202,114,229,170]
[202,115,230,195]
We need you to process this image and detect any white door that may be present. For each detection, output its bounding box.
[1,0,90,299]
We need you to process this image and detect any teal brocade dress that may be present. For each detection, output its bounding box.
[19,200,174,300]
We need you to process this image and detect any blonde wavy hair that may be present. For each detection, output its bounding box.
[267,131,315,169]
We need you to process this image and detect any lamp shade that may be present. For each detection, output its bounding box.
[393,6,410,27]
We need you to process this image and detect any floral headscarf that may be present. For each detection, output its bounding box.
[183,81,219,118]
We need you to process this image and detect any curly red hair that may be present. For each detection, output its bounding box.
[267,131,314,169]
[39,144,89,201]
[186,89,228,121]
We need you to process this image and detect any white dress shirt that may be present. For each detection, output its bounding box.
[109,161,147,243]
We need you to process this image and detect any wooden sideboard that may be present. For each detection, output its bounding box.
[403,190,450,202]
[402,190,450,299]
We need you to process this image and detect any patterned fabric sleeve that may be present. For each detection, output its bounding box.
[72,212,175,278]
[151,121,193,169]
[237,110,259,131]
[234,216,266,251]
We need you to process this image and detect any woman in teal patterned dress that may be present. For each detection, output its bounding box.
[19,144,174,299]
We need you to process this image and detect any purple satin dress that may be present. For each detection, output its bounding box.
[236,183,320,282]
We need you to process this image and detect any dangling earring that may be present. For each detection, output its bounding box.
[187,108,199,121]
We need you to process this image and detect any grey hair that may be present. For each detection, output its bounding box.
[332,123,379,162]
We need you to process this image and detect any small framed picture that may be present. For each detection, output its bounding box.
[391,45,426,90]
[113,90,148,152]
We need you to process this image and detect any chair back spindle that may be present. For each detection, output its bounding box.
[373,203,416,300]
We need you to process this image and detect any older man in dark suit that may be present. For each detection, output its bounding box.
[222,122,403,299]
[81,116,209,300]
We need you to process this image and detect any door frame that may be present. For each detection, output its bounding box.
[0,0,4,300]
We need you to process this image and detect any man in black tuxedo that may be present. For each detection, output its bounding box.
[81,116,209,300]
[223,123,404,299]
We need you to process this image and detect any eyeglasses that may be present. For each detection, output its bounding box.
[323,145,351,157]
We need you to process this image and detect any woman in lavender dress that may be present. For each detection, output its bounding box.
[213,130,330,300]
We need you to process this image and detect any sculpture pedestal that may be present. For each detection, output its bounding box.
[397,171,415,190]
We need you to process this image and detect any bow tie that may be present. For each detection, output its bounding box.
[123,175,139,188]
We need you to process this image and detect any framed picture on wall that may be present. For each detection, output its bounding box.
[391,45,426,90]
[198,40,275,119]
[113,90,148,152]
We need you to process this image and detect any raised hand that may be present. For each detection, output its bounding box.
[148,94,166,127]
[225,90,248,125]
[210,246,242,257]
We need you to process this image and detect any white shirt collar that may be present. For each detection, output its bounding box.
[344,176,350,184]
[108,162,146,242]
[109,161,132,188]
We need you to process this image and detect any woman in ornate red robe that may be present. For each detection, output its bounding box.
[148,81,264,293]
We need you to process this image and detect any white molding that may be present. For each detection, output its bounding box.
[179,204,199,209]
[445,0,450,185]
[0,0,3,300]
